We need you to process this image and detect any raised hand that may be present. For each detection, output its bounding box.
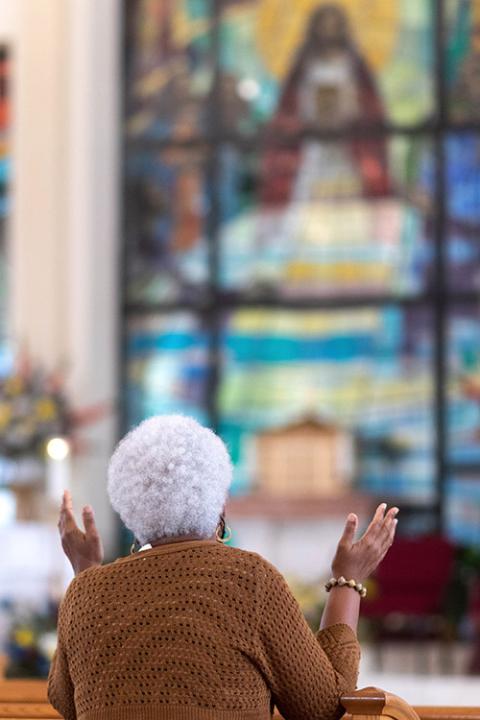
[331,503,398,582]
[58,490,104,575]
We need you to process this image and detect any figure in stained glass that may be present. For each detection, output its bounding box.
[262,4,390,206]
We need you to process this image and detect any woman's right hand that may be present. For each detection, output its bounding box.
[331,503,398,583]
[58,490,104,576]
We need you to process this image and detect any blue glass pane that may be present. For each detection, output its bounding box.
[445,134,480,291]
[125,0,213,141]
[219,138,433,297]
[219,307,434,500]
[448,305,480,464]
[125,149,209,303]
[219,1,434,134]
[125,314,210,428]
[446,476,480,547]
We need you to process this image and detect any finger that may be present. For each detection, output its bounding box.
[82,506,99,538]
[59,493,78,533]
[380,516,398,555]
[338,513,358,546]
[389,517,399,544]
[378,507,399,542]
[63,490,73,511]
[360,503,386,541]
[372,502,387,524]
[384,506,399,523]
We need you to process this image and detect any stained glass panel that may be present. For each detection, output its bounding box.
[219,138,433,297]
[448,304,480,465]
[125,148,209,303]
[219,307,434,500]
[447,0,480,122]
[219,0,434,134]
[445,133,480,291]
[122,1,480,543]
[446,476,480,546]
[125,314,210,428]
[125,0,213,141]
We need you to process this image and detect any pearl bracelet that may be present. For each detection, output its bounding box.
[325,576,367,599]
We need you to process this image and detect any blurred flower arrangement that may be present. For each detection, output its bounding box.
[288,576,326,630]
[0,354,70,460]
[0,350,110,471]
[2,599,58,678]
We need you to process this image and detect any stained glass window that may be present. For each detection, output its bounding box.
[125,0,213,141]
[448,304,480,465]
[446,476,480,546]
[219,308,434,499]
[125,147,210,303]
[125,314,210,428]
[123,1,480,541]
[219,1,434,134]
[445,133,480,291]
[447,0,480,122]
[218,138,433,298]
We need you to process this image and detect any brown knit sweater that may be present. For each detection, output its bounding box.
[48,540,360,720]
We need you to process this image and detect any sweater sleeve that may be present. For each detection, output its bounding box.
[48,585,77,720]
[254,562,360,720]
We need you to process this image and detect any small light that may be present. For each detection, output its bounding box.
[46,437,70,461]
[237,78,260,102]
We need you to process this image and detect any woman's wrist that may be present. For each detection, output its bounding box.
[72,559,102,576]
[331,566,366,583]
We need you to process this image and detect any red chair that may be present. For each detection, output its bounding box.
[361,535,457,671]
[468,577,480,674]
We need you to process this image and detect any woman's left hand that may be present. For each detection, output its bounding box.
[58,490,104,575]
[331,503,398,583]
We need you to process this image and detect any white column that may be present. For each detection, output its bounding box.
[7,0,121,557]
[10,0,70,363]
[65,0,121,558]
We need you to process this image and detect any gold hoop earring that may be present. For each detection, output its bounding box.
[216,524,232,543]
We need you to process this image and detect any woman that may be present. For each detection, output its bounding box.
[48,414,398,720]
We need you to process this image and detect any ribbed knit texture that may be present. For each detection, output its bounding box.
[48,540,360,720]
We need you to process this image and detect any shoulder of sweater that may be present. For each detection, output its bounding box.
[218,546,292,596]
[216,544,285,577]
[64,545,286,591]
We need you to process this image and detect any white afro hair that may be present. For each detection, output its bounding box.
[107,415,233,544]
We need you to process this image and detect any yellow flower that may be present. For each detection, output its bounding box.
[35,398,58,421]
[14,627,35,648]
[364,578,379,600]
[4,376,24,396]
[0,402,12,429]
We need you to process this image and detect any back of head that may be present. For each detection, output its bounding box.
[107,415,233,544]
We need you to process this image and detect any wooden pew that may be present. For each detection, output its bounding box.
[342,686,480,720]
[0,679,479,720]
[0,680,60,719]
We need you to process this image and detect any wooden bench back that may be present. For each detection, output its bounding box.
[0,680,60,719]
[0,680,478,720]
[342,687,480,720]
